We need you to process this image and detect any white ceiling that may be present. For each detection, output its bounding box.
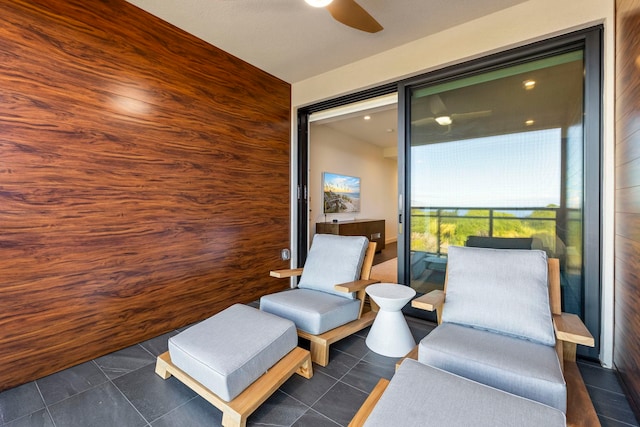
[126,0,528,84]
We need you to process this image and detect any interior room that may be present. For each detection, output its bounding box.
[0,0,638,426]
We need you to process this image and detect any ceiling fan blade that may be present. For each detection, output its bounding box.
[326,0,383,33]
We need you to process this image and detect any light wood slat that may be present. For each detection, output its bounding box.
[411,290,445,311]
[269,268,304,278]
[554,313,596,347]
[334,279,379,293]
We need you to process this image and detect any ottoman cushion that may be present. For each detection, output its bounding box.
[168,304,297,401]
[364,359,565,427]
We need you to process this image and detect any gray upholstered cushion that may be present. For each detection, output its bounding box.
[419,323,566,412]
[298,234,368,299]
[260,288,361,335]
[168,304,297,402]
[443,245,555,346]
[364,359,565,427]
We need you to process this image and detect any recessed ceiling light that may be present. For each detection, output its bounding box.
[523,80,536,90]
[525,119,535,126]
[386,128,394,133]
[435,115,452,126]
[305,0,333,7]
[364,115,371,120]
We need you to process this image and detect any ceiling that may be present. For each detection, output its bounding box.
[126,0,528,84]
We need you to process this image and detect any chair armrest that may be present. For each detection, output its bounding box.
[334,279,380,293]
[553,313,595,347]
[411,290,445,311]
[270,268,304,278]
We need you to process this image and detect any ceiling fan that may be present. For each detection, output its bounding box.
[305,0,383,33]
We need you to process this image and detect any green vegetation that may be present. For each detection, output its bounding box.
[411,206,558,254]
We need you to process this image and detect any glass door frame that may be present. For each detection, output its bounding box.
[397,26,603,358]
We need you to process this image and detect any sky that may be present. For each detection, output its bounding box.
[411,128,562,208]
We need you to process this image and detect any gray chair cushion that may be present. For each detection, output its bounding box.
[443,245,556,346]
[298,234,368,299]
[168,304,297,402]
[419,323,566,412]
[364,359,565,427]
[260,289,361,335]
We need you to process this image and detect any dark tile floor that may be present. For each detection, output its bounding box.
[0,308,638,427]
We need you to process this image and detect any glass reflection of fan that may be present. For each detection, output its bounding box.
[305,0,383,33]
[412,94,492,127]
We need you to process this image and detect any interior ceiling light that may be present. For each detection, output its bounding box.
[305,0,333,7]
[435,115,452,126]
[525,119,535,126]
[523,79,536,90]
[364,115,371,120]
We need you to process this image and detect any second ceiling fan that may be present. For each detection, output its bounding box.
[305,0,383,33]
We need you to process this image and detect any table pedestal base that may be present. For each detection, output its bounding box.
[365,309,416,357]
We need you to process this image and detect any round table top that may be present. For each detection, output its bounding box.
[366,283,416,300]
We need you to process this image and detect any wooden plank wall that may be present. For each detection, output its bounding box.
[0,0,291,391]
[615,0,640,417]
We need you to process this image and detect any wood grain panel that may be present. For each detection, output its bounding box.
[615,0,640,418]
[0,0,291,390]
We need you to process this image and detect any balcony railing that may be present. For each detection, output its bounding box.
[411,206,559,256]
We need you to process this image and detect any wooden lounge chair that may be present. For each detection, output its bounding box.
[261,234,379,366]
[351,246,599,427]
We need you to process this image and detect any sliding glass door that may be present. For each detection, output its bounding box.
[399,29,602,357]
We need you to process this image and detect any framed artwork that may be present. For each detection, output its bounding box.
[323,172,361,213]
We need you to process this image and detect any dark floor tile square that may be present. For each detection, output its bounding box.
[36,361,108,406]
[331,334,369,360]
[361,350,401,370]
[94,344,155,380]
[3,409,54,427]
[314,349,360,380]
[139,331,177,358]
[279,370,338,407]
[312,381,368,426]
[113,363,196,422]
[292,409,341,427]
[48,381,146,427]
[599,414,640,427]
[247,390,309,426]
[587,385,639,426]
[352,326,371,339]
[0,382,45,424]
[341,360,395,394]
[579,360,625,394]
[150,396,222,427]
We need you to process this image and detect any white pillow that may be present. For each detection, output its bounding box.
[298,234,368,299]
[442,245,556,346]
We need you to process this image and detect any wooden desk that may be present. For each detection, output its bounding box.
[316,219,385,252]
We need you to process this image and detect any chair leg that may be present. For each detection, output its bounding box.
[297,353,313,378]
[309,340,330,367]
[154,352,172,379]
[221,410,245,427]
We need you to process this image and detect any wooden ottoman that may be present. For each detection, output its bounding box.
[155,304,312,427]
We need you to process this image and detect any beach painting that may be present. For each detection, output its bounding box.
[323,172,361,213]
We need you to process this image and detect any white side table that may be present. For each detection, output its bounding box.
[365,283,417,357]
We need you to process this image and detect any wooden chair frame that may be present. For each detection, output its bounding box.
[269,241,379,366]
[156,347,312,427]
[350,258,600,427]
